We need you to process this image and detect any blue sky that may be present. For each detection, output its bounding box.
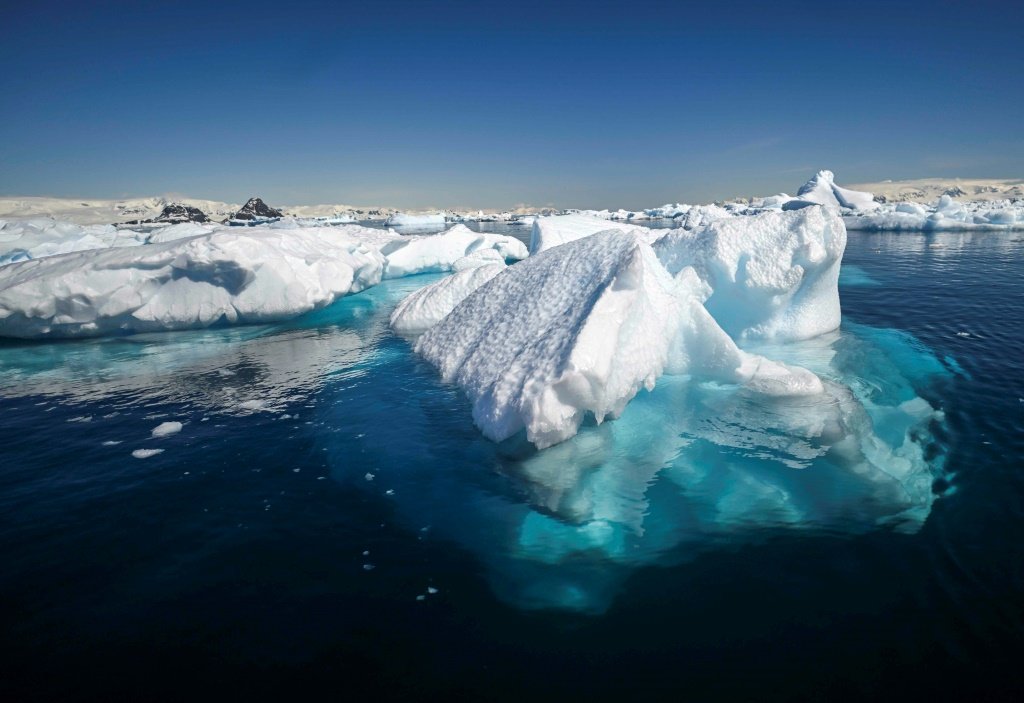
[2,0,1021,209]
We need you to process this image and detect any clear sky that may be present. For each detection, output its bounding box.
[2,0,1021,209]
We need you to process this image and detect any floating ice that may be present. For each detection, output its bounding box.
[414,230,821,449]
[131,448,164,459]
[528,214,655,254]
[0,218,146,264]
[385,212,446,227]
[151,421,183,437]
[653,207,846,342]
[390,263,506,334]
[0,227,385,338]
[783,170,878,212]
[380,224,527,278]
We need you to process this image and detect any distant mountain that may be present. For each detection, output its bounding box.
[123,203,210,225]
[845,177,1024,203]
[230,197,283,221]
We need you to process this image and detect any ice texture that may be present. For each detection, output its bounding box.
[390,263,506,334]
[380,224,527,278]
[414,230,821,448]
[653,207,846,342]
[0,228,385,338]
[784,170,878,212]
[0,218,146,264]
[385,213,447,227]
[528,214,654,254]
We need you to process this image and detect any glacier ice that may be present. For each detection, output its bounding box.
[0,227,385,338]
[653,207,846,342]
[390,262,506,334]
[412,229,822,449]
[385,212,447,227]
[783,170,879,212]
[528,213,656,254]
[380,224,527,278]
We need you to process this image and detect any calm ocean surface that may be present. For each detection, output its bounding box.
[1,223,1022,700]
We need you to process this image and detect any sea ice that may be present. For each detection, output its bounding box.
[385,213,447,227]
[151,421,183,437]
[380,224,527,278]
[653,207,846,341]
[131,448,164,459]
[0,227,385,338]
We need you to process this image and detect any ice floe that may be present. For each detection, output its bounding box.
[0,227,385,338]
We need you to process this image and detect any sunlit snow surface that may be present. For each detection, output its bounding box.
[0,221,953,614]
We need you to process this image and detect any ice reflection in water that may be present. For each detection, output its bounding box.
[323,314,950,613]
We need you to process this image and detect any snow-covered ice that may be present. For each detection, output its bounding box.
[151,421,183,437]
[0,227,385,338]
[380,224,527,278]
[528,213,655,254]
[131,448,164,459]
[653,207,846,341]
[385,213,447,227]
[390,263,506,334]
[413,230,822,449]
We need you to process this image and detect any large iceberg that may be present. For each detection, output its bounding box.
[0,228,384,338]
[412,230,821,449]
[653,207,846,341]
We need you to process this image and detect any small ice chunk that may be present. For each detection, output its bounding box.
[132,448,164,459]
[151,421,182,438]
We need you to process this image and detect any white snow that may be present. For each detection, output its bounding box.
[528,214,656,254]
[0,218,146,264]
[0,227,385,339]
[132,448,164,459]
[151,421,183,437]
[390,263,506,334]
[385,212,447,227]
[380,224,527,278]
[784,170,878,212]
[413,230,822,449]
[653,207,846,342]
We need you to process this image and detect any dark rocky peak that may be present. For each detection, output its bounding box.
[232,197,283,221]
[123,203,209,225]
[153,203,209,223]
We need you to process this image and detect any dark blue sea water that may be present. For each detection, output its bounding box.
[1,225,1023,701]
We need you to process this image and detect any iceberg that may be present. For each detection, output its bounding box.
[0,228,385,339]
[385,212,447,227]
[0,218,147,264]
[390,262,506,334]
[783,170,878,212]
[413,230,821,449]
[380,224,527,278]
[528,213,655,254]
[653,207,846,342]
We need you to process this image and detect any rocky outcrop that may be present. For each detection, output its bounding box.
[230,197,283,221]
[123,203,210,225]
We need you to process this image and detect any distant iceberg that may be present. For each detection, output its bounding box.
[385,212,447,227]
